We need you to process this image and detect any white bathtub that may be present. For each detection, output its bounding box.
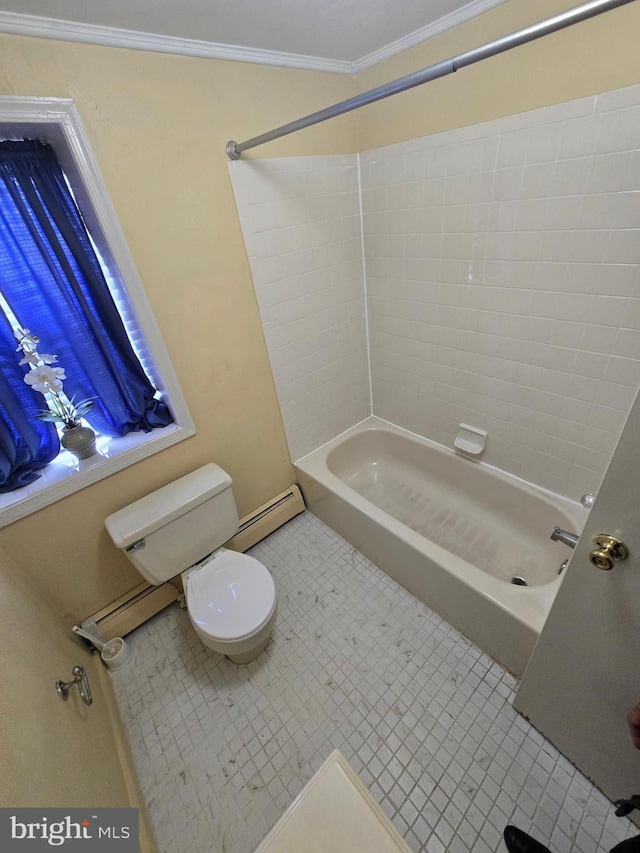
[295,418,585,676]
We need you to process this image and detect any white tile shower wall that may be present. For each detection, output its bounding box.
[229,156,370,462]
[361,84,640,500]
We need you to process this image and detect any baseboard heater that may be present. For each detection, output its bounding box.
[85,484,305,640]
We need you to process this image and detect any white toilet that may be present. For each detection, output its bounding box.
[105,464,278,663]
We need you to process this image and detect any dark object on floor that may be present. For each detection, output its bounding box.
[504,825,640,853]
[504,826,551,853]
[615,795,640,818]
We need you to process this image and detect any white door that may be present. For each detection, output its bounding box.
[515,385,640,809]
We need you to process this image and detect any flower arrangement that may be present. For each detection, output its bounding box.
[15,328,94,429]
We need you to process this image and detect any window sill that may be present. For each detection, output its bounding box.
[0,421,195,528]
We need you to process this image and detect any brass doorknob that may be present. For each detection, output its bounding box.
[589,535,629,570]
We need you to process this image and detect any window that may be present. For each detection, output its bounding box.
[0,97,195,526]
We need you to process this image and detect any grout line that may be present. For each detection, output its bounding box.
[357,152,374,416]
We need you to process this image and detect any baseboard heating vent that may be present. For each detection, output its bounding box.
[83,581,179,642]
[226,484,305,553]
[84,484,305,640]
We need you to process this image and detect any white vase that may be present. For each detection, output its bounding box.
[61,425,97,460]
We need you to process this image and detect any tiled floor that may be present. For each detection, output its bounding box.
[112,512,636,853]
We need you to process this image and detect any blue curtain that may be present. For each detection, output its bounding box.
[0,140,173,490]
[0,310,60,492]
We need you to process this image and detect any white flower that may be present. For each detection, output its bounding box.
[19,352,42,367]
[19,351,57,367]
[14,327,39,351]
[17,329,94,428]
[23,365,66,394]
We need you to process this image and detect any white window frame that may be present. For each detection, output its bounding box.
[0,96,195,527]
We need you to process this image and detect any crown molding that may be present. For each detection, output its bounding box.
[0,11,354,74]
[0,2,508,76]
[353,0,507,72]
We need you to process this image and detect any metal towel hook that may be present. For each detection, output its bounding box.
[56,665,93,706]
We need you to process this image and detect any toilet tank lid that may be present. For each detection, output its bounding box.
[105,463,232,549]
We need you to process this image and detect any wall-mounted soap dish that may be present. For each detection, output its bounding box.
[453,423,487,458]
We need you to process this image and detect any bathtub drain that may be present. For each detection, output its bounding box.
[511,576,528,586]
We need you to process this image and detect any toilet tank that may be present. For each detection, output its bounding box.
[105,464,239,585]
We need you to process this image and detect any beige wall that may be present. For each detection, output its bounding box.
[355,0,640,150]
[0,544,152,841]
[0,36,358,620]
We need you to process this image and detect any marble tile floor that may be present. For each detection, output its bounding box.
[111,512,636,853]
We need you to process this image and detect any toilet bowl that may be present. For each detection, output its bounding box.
[104,463,278,664]
[184,548,277,663]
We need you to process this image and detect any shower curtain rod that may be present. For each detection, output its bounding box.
[226,0,635,160]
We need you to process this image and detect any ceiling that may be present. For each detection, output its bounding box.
[0,0,506,72]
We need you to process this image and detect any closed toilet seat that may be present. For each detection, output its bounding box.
[184,549,276,642]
